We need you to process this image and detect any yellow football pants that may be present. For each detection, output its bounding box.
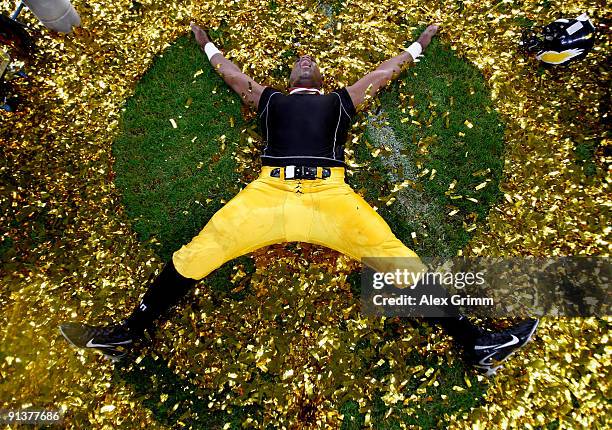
[172,166,426,280]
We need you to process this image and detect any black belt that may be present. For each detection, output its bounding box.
[270,166,331,180]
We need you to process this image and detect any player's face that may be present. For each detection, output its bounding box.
[289,55,322,88]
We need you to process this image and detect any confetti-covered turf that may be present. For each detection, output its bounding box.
[111,30,496,427]
[113,35,244,261]
[350,33,505,258]
[1,0,610,429]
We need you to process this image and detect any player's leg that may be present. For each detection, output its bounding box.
[308,181,538,375]
[125,177,287,330]
[308,183,483,341]
[59,177,287,361]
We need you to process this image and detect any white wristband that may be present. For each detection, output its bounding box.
[406,42,423,60]
[204,42,222,61]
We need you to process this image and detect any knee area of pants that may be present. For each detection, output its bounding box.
[172,251,220,281]
[171,263,207,281]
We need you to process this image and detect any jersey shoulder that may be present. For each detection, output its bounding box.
[257,87,284,115]
[331,87,357,119]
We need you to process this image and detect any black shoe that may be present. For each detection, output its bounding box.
[469,318,539,376]
[59,320,136,362]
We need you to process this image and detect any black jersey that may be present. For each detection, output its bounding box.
[257,87,357,167]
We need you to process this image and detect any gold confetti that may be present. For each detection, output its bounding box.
[1,1,609,429]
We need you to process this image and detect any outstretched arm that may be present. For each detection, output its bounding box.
[347,25,440,110]
[191,23,265,110]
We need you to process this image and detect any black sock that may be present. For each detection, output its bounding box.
[426,315,484,347]
[410,277,484,347]
[123,260,198,336]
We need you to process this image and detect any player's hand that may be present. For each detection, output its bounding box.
[190,22,211,48]
[416,24,440,50]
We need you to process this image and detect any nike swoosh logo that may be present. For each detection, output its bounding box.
[474,335,520,351]
[86,338,132,348]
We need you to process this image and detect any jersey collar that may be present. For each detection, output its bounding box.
[289,87,324,95]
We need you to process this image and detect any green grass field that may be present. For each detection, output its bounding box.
[348,36,505,258]
[112,28,503,428]
[113,35,253,293]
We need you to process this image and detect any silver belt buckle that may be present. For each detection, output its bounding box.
[285,165,296,179]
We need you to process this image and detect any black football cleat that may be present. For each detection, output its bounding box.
[59,320,136,362]
[469,318,539,376]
